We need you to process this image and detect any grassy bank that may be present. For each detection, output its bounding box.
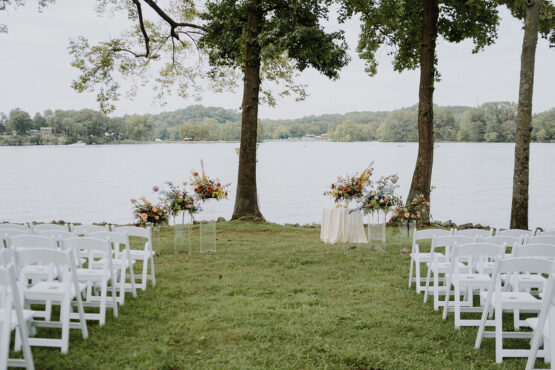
[27,221,527,368]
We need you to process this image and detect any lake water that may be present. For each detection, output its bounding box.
[1,142,554,230]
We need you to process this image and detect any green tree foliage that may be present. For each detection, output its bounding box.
[32,112,47,130]
[125,115,153,140]
[7,108,33,134]
[533,108,555,141]
[0,112,7,134]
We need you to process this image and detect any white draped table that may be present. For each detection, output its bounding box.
[320,208,368,244]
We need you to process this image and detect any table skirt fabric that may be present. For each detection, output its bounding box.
[320,208,368,244]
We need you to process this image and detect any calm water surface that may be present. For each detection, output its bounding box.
[1,142,554,230]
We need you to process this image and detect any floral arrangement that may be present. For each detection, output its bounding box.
[391,194,430,224]
[190,170,230,201]
[358,174,401,215]
[160,182,200,217]
[324,165,374,204]
[131,197,169,227]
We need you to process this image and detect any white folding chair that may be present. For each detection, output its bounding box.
[453,228,493,238]
[423,235,474,310]
[32,224,69,234]
[0,264,34,370]
[442,242,506,329]
[496,229,533,239]
[14,248,88,354]
[112,226,155,290]
[525,273,555,370]
[408,228,453,294]
[475,257,555,363]
[63,237,118,325]
[88,231,137,304]
[71,224,109,235]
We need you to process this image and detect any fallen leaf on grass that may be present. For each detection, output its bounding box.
[400,248,410,254]
[218,274,223,279]
[349,292,354,296]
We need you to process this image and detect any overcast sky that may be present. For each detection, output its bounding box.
[0,1,553,120]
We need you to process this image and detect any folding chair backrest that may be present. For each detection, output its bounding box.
[0,224,27,232]
[113,226,151,249]
[495,229,532,238]
[113,225,150,239]
[15,248,73,267]
[496,257,555,275]
[432,235,474,259]
[71,224,109,235]
[453,228,493,238]
[525,235,555,246]
[37,230,75,241]
[63,237,112,268]
[479,235,521,247]
[32,223,69,233]
[512,244,555,258]
[88,231,128,253]
[7,234,57,250]
[452,242,506,259]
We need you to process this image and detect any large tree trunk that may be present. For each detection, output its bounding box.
[232,4,265,221]
[406,0,438,222]
[510,0,542,229]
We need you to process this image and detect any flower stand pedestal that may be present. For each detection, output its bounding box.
[173,212,192,256]
[399,220,416,240]
[368,210,387,249]
[199,200,216,254]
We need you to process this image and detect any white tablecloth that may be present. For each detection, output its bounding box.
[320,208,368,244]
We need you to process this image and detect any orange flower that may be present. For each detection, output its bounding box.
[141,213,148,221]
[343,188,348,193]
[404,212,410,218]
[194,188,199,193]
[207,186,212,192]
[216,182,221,187]
[153,208,158,213]
[193,172,199,176]
[358,184,362,189]
[331,184,335,189]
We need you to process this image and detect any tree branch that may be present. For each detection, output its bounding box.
[132,0,150,57]
[142,0,207,32]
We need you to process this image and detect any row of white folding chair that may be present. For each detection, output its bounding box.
[2,235,117,351]
[0,262,34,370]
[526,272,555,369]
[3,224,155,292]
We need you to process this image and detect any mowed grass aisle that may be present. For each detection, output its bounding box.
[32,222,525,368]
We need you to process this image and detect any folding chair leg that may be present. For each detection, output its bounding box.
[495,305,503,363]
[408,256,414,288]
[141,258,148,290]
[99,282,107,326]
[149,255,156,287]
[61,296,71,354]
[423,266,432,303]
[415,261,422,293]
[433,270,440,310]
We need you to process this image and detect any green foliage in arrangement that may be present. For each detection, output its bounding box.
[1,102,555,144]
[25,222,529,368]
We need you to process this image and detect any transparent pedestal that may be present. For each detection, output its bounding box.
[173,212,192,255]
[368,209,387,248]
[200,200,216,253]
[151,225,161,251]
[399,220,416,240]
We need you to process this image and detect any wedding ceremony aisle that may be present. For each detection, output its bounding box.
[29,221,526,368]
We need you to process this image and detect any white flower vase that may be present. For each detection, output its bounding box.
[173,211,192,256]
[200,199,217,253]
[368,209,387,247]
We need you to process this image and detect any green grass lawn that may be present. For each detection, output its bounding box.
[28,221,532,369]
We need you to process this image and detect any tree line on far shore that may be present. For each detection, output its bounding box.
[1,102,554,145]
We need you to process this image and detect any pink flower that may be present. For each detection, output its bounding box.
[152,186,159,192]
